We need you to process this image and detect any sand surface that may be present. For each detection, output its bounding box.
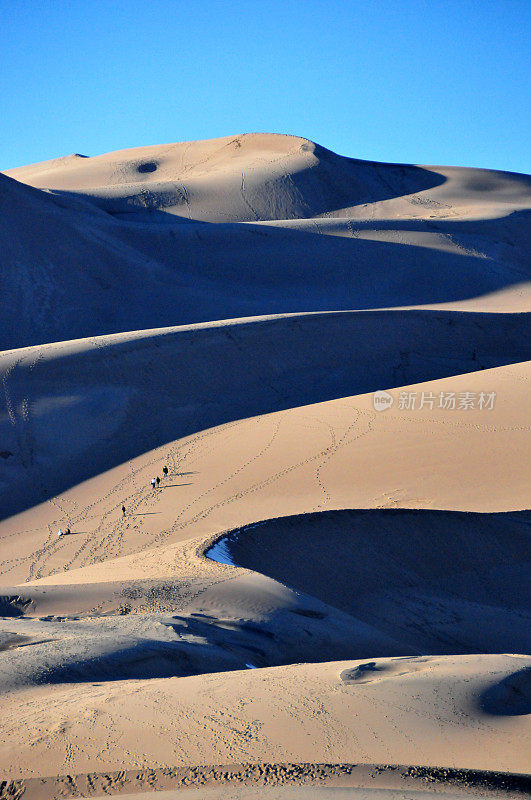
[2,133,530,349]
[0,134,529,796]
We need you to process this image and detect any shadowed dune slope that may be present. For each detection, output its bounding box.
[209,508,531,655]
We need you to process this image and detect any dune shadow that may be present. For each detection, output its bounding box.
[0,633,32,652]
[206,509,531,655]
[127,512,161,516]
[288,145,448,213]
[32,640,210,684]
[481,667,531,715]
[0,595,32,617]
[32,617,279,685]
[58,530,89,535]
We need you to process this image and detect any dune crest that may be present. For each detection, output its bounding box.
[6,133,530,222]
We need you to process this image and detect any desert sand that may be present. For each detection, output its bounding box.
[0,134,529,799]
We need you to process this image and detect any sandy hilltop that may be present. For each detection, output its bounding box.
[0,133,530,799]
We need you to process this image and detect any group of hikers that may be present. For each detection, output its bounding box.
[122,464,170,517]
[58,464,171,536]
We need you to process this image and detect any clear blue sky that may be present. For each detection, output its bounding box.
[1,0,530,173]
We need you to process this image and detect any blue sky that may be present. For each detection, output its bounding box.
[1,0,529,173]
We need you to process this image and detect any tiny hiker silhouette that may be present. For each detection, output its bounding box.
[162,466,168,477]
[156,476,160,487]
[122,505,126,517]
[151,478,156,490]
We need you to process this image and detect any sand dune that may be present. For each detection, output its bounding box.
[0,134,529,795]
[1,360,528,587]
[6,134,530,222]
[0,507,527,694]
[2,134,530,348]
[6,134,446,221]
[1,655,529,780]
[0,363,528,705]
[1,312,529,521]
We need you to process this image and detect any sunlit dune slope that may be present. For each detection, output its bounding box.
[1,655,528,779]
[1,314,529,521]
[2,361,528,591]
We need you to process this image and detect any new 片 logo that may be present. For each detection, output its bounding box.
[373,390,394,411]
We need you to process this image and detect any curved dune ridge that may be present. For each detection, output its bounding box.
[6,133,530,222]
[0,134,530,797]
[1,133,530,348]
[1,312,529,522]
